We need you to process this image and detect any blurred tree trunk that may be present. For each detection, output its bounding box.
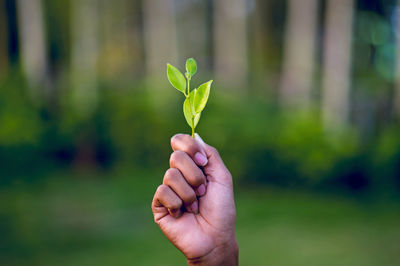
[280,0,318,109]
[16,0,49,99]
[214,0,248,90]
[175,0,208,70]
[99,0,142,81]
[142,0,178,80]
[395,0,400,119]
[0,0,8,78]
[70,0,100,116]
[70,0,101,169]
[322,0,354,129]
[249,0,270,94]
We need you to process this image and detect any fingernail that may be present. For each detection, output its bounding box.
[196,184,206,196]
[194,152,207,166]
[190,201,198,214]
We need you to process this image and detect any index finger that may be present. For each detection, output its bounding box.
[170,134,208,166]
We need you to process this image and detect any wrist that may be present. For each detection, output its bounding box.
[187,239,239,266]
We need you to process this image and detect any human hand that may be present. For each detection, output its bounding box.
[152,134,238,265]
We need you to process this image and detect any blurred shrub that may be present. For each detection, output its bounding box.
[198,96,364,191]
[0,71,47,180]
[369,126,400,196]
[0,71,42,146]
[0,76,399,197]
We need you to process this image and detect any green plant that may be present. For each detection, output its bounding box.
[167,58,213,137]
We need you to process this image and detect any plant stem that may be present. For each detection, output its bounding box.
[186,75,195,138]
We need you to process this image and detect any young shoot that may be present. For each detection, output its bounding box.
[167,58,213,138]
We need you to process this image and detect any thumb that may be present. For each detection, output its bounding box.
[195,134,232,186]
[194,133,221,165]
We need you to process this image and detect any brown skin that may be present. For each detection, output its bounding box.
[152,134,238,265]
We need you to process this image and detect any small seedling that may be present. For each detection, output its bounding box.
[167,58,212,138]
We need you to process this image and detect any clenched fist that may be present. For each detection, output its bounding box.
[152,134,238,265]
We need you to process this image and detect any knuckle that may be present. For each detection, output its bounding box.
[169,150,186,166]
[171,133,185,146]
[157,184,168,195]
[186,142,198,155]
[170,198,182,210]
[156,184,182,209]
[163,168,180,184]
[189,173,204,187]
[182,190,196,204]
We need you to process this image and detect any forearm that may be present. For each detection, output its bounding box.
[187,240,239,266]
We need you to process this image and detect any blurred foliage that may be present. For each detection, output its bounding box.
[0,71,42,146]
[0,0,398,198]
[0,68,399,198]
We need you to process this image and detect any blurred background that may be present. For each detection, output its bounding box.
[1,0,400,265]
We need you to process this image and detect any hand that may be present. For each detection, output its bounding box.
[152,134,238,265]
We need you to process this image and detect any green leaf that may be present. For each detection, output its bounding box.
[194,80,212,114]
[185,58,197,77]
[167,63,186,94]
[193,113,200,128]
[183,98,201,128]
[189,88,196,114]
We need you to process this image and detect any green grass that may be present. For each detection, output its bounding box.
[1,169,399,266]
